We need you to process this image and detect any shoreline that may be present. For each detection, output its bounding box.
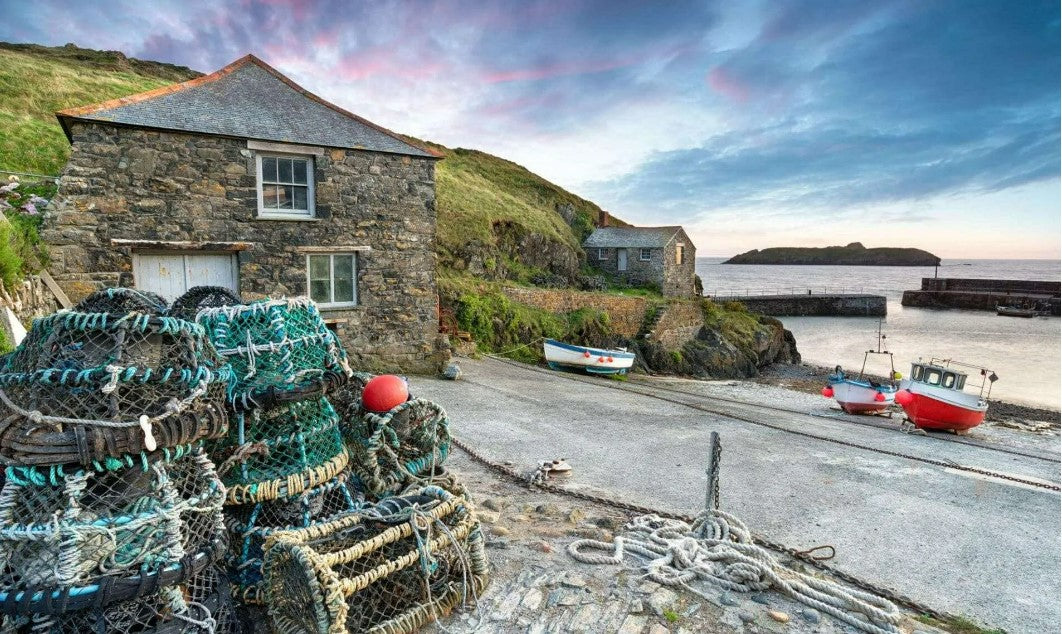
[757,362,1060,426]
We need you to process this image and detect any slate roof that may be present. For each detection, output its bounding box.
[583,226,683,249]
[56,55,436,158]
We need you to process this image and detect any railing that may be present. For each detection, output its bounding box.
[706,286,899,299]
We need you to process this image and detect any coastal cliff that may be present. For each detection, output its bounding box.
[725,242,940,266]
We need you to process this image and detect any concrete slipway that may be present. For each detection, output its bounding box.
[417,357,1061,634]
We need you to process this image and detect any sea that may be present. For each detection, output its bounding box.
[695,257,1061,410]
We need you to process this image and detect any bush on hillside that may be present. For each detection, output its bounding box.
[0,176,52,285]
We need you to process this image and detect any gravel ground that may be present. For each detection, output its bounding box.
[758,362,1061,427]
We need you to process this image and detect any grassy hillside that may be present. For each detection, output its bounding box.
[0,43,200,174]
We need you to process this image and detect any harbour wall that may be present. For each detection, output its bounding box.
[717,294,887,317]
[902,278,1061,315]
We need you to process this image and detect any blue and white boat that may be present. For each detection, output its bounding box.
[543,339,635,375]
[822,321,898,414]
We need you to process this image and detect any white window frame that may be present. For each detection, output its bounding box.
[597,248,608,260]
[639,248,652,261]
[306,253,358,308]
[256,153,316,219]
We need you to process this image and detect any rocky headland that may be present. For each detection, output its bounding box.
[725,242,941,266]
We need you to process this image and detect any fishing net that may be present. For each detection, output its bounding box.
[195,298,352,408]
[0,448,225,614]
[1,564,237,634]
[216,397,349,505]
[225,471,366,604]
[344,398,452,499]
[73,287,169,316]
[168,286,241,322]
[328,372,373,423]
[262,485,488,634]
[0,307,230,467]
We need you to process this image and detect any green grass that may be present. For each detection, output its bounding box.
[915,615,1006,634]
[0,44,200,175]
[701,299,763,350]
[662,608,680,624]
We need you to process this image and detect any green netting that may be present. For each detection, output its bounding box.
[195,298,352,408]
[225,471,365,605]
[0,305,231,466]
[0,448,225,608]
[344,398,452,499]
[214,397,349,504]
[2,564,237,633]
[262,484,488,634]
[73,287,169,316]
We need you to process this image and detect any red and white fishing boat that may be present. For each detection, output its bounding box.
[821,322,898,414]
[895,358,997,432]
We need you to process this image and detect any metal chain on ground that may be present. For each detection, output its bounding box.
[448,434,954,622]
[487,356,1061,492]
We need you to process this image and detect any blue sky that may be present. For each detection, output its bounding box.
[2,0,1058,258]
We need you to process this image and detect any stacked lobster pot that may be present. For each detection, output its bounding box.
[0,289,235,633]
[185,292,363,606]
[258,373,488,634]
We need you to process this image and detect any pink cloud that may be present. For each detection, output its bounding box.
[706,66,749,102]
[483,57,633,84]
[333,48,446,82]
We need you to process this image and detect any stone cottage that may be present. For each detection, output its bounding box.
[45,54,448,373]
[583,226,697,296]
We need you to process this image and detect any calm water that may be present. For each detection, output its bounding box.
[696,258,1061,409]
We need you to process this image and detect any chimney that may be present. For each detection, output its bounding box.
[599,210,610,227]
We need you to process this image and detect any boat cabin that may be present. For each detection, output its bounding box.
[909,363,967,391]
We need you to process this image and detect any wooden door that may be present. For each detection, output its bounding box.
[133,253,238,300]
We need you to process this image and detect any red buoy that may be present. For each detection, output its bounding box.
[583,350,591,358]
[362,375,409,413]
[874,392,886,402]
[598,357,606,363]
[821,386,834,398]
[607,356,614,363]
[895,390,914,406]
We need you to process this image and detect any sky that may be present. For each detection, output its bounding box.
[2,0,1059,258]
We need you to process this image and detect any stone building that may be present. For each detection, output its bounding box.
[44,54,448,373]
[583,226,697,297]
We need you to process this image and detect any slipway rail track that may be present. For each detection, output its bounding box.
[485,355,1061,493]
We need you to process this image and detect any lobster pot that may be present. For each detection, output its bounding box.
[0,300,230,467]
[225,472,365,604]
[344,398,452,498]
[262,486,488,634]
[168,286,242,321]
[327,372,374,422]
[1,565,237,634]
[195,298,352,407]
[0,448,225,612]
[218,397,349,505]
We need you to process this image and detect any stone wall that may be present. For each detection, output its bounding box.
[45,121,448,373]
[725,294,887,317]
[0,275,64,341]
[647,300,704,348]
[662,232,696,297]
[501,287,648,338]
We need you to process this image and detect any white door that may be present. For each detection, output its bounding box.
[133,253,238,301]
[617,249,628,271]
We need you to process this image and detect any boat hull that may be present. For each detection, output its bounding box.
[897,385,987,431]
[544,339,635,375]
[829,379,896,414]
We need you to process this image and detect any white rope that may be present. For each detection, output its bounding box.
[568,510,902,634]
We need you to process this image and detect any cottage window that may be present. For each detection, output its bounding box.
[307,253,357,307]
[597,248,608,260]
[676,243,685,265]
[257,155,315,218]
[639,248,652,261]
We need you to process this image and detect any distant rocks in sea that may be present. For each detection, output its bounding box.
[723,242,941,266]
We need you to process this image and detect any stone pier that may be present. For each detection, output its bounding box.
[716,293,887,317]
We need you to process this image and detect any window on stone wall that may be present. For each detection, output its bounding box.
[258,154,315,218]
[307,253,357,307]
[597,248,608,260]
[639,248,651,261]
[676,243,685,265]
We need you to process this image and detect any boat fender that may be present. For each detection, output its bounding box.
[821,386,834,398]
[607,356,614,363]
[874,392,886,402]
[598,356,605,363]
[583,351,591,358]
[894,390,914,406]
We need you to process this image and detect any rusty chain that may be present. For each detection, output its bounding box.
[449,434,955,622]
